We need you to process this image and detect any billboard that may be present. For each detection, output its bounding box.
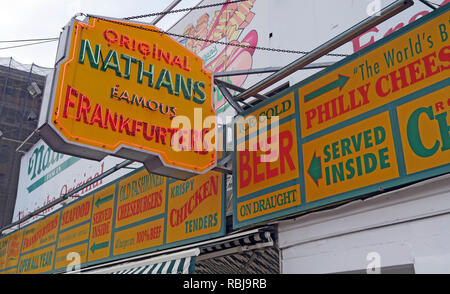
[1,167,225,274]
[39,15,216,180]
[13,139,136,225]
[169,0,450,119]
[233,5,450,228]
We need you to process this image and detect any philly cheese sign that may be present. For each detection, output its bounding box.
[39,15,216,180]
[233,5,450,228]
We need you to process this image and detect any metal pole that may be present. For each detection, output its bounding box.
[15,129,38,152]
[0,159,135,233]
[151,0,182,25]
[214,79,270,101]
[213,62,335,78]
[234,0,414,102]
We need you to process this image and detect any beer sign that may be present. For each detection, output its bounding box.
[233,6,450,228]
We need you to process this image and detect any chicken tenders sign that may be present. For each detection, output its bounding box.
[39,16,216,180]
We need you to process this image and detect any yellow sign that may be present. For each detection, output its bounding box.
[237,184,301,222]
[115,169,166,228]
[113,218,164,256]
[397,86,450,174]
[40,15,216,179]
[303,112,399,202]
[59,195,93,231]
[0,230,23,271]
[235,93,295,141]
[299,9,450,138]
[21,212,60,253]
[54,243,88,270]
[166,171,223,244]
[57,223,90,249]
[17,245,56,274]
[88,185,115,262]
[236,120,299,198]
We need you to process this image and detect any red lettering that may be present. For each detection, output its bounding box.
[351,27,379,52]
[89,104,104,127]
[76,94,91,123]
[407,59,425,85]
[376,75,390,97]
[239,150,251,189]
[103,29,118,44]
[63,85,77,118]
[438,45,450,70]
[305,109,316,129]
[279,130,295,174]
[423,51,441,78]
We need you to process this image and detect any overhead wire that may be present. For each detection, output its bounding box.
[0,37,59,43]
[0,39,58,51]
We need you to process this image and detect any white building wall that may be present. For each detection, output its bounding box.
[278,173,450,274]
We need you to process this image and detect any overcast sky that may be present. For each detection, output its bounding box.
[0,0,201,68]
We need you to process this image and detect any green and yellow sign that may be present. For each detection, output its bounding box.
[0,167,225,274]
[39,15,216,180]
[233,5,450,228]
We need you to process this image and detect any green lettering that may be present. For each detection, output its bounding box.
[78,39,101,69]
[407,106,440,157]
[100,50,122,77]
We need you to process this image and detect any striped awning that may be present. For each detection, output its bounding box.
[112,256,195,274]
[83,248,199,274]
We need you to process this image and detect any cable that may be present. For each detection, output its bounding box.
[123,0,247,20]
[0,37,59,43]
[87,15,349,57]
[0,39,58,50]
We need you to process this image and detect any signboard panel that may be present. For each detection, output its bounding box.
[113,218,165,256]
[54,243,88,271]
[115,170,166,229]
[39,16,216,180]
[396,86,450,174]
[233,5,450,228]
[166,171,224,244]
[88,185,115,262]
[303,111,399,202]
[1,167,225,274]
[57,223,90,249]
[299,6,450,138]
[17,245,56,274]
[236,120,300,198]
[0,230,23,271]
[59,195,93,231]
[21,212,60,254]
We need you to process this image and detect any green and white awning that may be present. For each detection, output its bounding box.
[112,256,195,274]
[84,248,199,274]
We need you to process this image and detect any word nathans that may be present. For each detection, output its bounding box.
[78,33,207,105]
[63,85,212,153]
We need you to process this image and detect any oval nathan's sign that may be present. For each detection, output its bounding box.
[39,15,216,179]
